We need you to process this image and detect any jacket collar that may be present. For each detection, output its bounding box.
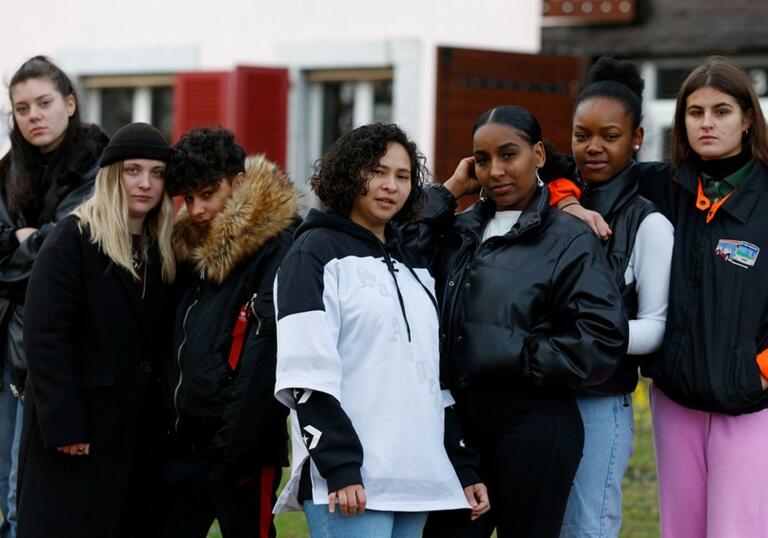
[460,183,549,240]
[675,158,764,224]
[173,155,301,284]
[581,163,638,221]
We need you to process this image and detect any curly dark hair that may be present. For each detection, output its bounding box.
[165,126,246,196]
[310,123,427,224]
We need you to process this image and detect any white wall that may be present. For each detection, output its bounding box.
[0,0,541,162]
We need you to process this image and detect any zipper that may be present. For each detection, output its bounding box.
[442,233,476,360]
[246,292,262,335]
[141,263,147,300]
[173,292,200,433]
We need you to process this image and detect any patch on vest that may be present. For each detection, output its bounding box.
[715,239,760,268]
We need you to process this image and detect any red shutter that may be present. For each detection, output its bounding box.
[172,72,231,142]
[230,66,289,168]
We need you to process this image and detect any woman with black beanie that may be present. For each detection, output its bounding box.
[17,123,176,538]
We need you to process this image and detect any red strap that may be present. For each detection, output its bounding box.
[259,467,277,538]
[228,304,250,371]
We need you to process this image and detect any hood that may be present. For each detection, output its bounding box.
[295,208,403,246]
[173,154,301,284]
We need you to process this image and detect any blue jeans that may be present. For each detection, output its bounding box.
[303,501,428,538]
[0,366,19,538]
[560,393,634,538]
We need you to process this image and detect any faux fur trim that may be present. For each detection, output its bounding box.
[173,155,300,284]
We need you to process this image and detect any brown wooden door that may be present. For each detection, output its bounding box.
[434,47,585,196]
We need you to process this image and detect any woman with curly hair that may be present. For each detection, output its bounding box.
[273,123,489,538]
[161,127,299,538]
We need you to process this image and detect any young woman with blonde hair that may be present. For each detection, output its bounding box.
[17,122,175,538]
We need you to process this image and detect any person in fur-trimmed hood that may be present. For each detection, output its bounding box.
[160,127,300,538]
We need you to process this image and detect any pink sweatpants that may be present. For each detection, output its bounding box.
[650,383,768,538]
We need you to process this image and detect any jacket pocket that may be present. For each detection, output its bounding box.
[724,340,764,412]
[180,352,233,422]
[80,370,115,389]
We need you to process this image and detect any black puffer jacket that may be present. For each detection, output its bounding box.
[415,184,628,391]
[169,156,300,479]
[0,124,108,391]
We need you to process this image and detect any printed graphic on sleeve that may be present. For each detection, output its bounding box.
[302,425,322,450]
[715,239,760,269]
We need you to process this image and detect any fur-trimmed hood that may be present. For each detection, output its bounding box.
[173,155,300,284]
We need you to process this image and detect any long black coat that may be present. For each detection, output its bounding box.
[17,215,172,538]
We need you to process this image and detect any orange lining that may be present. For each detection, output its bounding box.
[757,348,768,384]
[548,178,582,207]
[696,178,734,223]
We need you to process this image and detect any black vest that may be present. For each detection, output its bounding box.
[580,163,659,395]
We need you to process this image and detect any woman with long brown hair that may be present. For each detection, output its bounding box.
[0,55,107,537]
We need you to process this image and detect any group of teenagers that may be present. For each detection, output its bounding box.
[0,49,766,538]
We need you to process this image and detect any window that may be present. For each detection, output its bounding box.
[641,58,768,163]
[81,75,174,141]
[306,69,394,160]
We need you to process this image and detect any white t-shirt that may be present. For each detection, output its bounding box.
[482,210,522,242]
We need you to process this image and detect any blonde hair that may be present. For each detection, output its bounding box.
[72,162,176,282]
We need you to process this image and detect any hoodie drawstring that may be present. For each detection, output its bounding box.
[382,250,412,342]
[381,243,440,344]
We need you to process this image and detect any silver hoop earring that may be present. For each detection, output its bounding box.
[536,169,544,187]
[479,187,488,202]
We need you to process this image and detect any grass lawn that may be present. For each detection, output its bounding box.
[207,379,660,537]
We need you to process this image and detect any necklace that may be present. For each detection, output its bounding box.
[131,234,144,272]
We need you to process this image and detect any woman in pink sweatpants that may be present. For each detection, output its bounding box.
[551,55,768,537]
[639,57,768,537]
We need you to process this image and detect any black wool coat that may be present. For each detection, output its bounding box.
[17,215,172,538]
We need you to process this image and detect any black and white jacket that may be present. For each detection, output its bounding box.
[274,209,476,512]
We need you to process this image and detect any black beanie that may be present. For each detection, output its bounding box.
[99,122,172,167]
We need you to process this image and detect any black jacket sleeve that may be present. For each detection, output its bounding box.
[293,388,364,492]
[0,224,19,258]
[633,162,677,224]
[22,219,88,448]
[443,402,481,487]
[401,184,459,259]
[523,232,629,389]
[0,177,95,287]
